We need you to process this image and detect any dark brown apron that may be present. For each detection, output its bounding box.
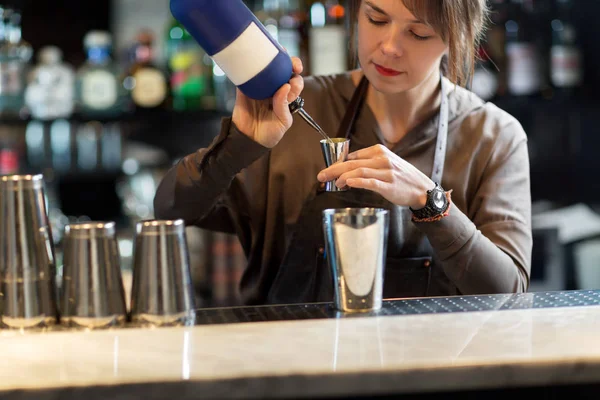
[267,74,451,304]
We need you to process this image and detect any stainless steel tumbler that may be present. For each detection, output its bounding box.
[322,208,389,312]
[60,221,127,329]
[130,219,196,326]
[320,138,350,192]
[0,174,58,329]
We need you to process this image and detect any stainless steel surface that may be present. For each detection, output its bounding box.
[130,219,196,326]
[0,174,58,329]
[322,208,389,313]
[12,289,600,332]
[60,221,127,329]
[320,138,350,192]
[289,96,333,145]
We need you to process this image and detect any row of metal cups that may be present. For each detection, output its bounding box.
[0,174,196,330]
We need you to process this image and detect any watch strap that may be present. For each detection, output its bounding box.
[410,184,452,222]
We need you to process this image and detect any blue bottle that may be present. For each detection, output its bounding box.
[170,0,293,100]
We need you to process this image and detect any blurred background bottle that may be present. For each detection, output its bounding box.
[505,0,544,96]
[0,7,32,119]
[278,0,304,59]
[126,29,169,112]
[470,44,499,101]
[165,18,213,111]
[256,0,303,59]
[75,30,130,119]
[307,0,348,76]
[550,0,582,94]
[25,46,75,120]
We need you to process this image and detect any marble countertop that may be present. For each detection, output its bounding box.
[2,291,600,399]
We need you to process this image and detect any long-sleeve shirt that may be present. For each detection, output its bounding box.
[154,73,532,305]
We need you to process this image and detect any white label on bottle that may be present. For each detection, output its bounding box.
[81,70,118,110]
[211,22,279,86]
[309,26,347,76]
[26,65,75,119]
[506,42,542,96]
[551,45,582,88]
[132,68,167,108]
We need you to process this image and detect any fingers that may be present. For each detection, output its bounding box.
[287,57,304,102]
[273,83,293,126]
[345,178,387,193]
[317,158,390,182]
[288,73,304,103]
[292,57,304,75]
[336,168,393,188]
[347,144,389,160]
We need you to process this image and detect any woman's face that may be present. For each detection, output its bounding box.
[357,0,448,94]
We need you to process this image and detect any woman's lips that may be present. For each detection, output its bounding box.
[374,63,403,77]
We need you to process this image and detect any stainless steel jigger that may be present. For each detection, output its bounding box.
[0,174,58,329]
[289,97,350,191]
[322,208,390,313]
[320,138,350,192]
[130,219,196,327]
[60,221,127,329]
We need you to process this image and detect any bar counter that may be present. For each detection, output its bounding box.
[2,290,600,399]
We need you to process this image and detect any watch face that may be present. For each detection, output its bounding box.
[432,189,446,210]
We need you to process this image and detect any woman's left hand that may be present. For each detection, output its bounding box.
[317,144,435,209]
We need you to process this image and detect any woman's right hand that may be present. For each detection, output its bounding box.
[232,57,304,149]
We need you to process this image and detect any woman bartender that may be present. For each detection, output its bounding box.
[154,0,532,305]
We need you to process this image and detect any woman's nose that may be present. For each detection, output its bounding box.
[380,28,404,57]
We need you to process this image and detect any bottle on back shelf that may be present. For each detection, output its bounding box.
[486,0,510,97]
[0,7,32,118]
[255,0,281,46]
[166,18,213,111]
[278,0,303,59]
[550,0,582,93]
[25,46,76,120]
[75,30,130,119]
[470,45,499,101]
[127,29,169,111]
[504,0,543,96]
[308,0,348,77]
[256,0,303,59]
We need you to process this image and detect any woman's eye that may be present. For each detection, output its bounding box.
[367,16,387,26]
[410,31,430,41]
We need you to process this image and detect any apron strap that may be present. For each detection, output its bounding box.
[336,75,369,139]
[431,76,450,184]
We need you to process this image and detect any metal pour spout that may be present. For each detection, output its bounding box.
[289,97,334,145]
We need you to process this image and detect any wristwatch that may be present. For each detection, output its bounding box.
[410,182,449,220]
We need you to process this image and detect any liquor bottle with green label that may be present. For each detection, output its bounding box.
[166,18,214,111]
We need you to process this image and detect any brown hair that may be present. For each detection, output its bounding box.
[348,0,490,87]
